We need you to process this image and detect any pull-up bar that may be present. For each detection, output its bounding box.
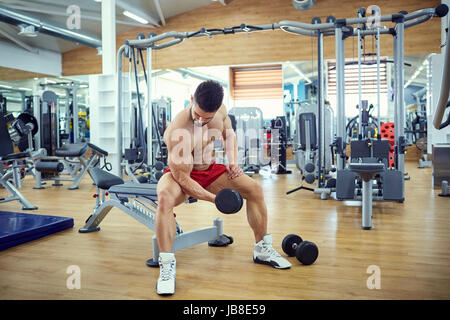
[124,5,447,50]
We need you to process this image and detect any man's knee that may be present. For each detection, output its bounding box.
[158,189,176,212]
[245,181,264,201]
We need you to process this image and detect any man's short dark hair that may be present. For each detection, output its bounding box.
[194,80,224,113]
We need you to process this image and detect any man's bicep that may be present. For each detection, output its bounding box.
[222,115,235,140]
[166,133,193,181]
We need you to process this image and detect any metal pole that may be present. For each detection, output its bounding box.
[65,88,70,137]
[147,47,153,167]
[33,94,41,150]
[357,27,363,138]
[72,83,79,143]
[393,33,399,148]
[335,25,346,170]
[316,31,324,186]
[319,32,325,180]
[376,27,381,134]
[396,20,405,175]
[128,52,134,149]
[362,179,372,229]
[116,45,126,177]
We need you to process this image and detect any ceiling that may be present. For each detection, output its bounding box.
[0,0,219,53]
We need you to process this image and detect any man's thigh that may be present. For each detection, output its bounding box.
[205,172,259,199]
[157,172,189,206]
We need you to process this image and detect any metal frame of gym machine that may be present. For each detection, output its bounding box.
[114,5,447,227]
[331,7,446,197]
[116,43,170,184]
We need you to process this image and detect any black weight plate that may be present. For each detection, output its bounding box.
[296,241,319,265]
[17,113,38,136]
[215,189,243,214]
[281,234,302,257]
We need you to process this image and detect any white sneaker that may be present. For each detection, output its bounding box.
[156,252,176,295]
[253,234,291,269]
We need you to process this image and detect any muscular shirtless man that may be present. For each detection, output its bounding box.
[155,80,290,295]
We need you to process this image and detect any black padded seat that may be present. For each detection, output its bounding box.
[89,167,124,190]
[55,143,89,157]
[87,143,108,156]
[108,183,197,203]
[0,151,30,161]
[349,163,385,182]
[109,183,158,198]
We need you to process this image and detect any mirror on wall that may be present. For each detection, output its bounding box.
[0,75,91,144]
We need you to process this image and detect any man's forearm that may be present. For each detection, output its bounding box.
[174,175,216,202]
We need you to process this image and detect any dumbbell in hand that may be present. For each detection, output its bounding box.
[215,188,243,214]
[282,234,319,265]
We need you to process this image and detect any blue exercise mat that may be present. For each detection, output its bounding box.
[0,211,74,251]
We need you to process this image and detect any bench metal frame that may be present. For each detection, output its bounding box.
[33,146,108,190]
[79,184,228,267]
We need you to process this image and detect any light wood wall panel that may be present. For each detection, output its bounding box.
[0,66,52,81]
[62,0,443,76]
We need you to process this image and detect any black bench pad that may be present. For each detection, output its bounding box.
[55,143,89,157]
[89,167,124,190]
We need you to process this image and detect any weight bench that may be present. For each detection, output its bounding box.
[79,167,233,267]
[34,142,109,190]
[0,109,37,210]
[0,151,37,210]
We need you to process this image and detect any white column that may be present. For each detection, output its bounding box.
[102,0,116,74]
[293,81,299,100]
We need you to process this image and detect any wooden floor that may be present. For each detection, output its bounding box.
[1,161,449,300]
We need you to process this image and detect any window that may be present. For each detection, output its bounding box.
[327,59,389,118]
[230,64,283,119]
[327,59,387,95]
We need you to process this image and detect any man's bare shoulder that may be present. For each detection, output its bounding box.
[164,108,192,143]
[166,108,190,131]
[218,103,228,120]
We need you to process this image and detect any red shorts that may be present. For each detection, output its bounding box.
[163,162,227,189]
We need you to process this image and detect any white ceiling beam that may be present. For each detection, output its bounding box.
[153,0,166,26]
[0,39,61,76]
[4,5,155,29]
[0,24,38,53]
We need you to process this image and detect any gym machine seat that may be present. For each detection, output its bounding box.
[348,163,385,230]
[34,142,109,190]
[55,143,89,157]
[79,167,232,267]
